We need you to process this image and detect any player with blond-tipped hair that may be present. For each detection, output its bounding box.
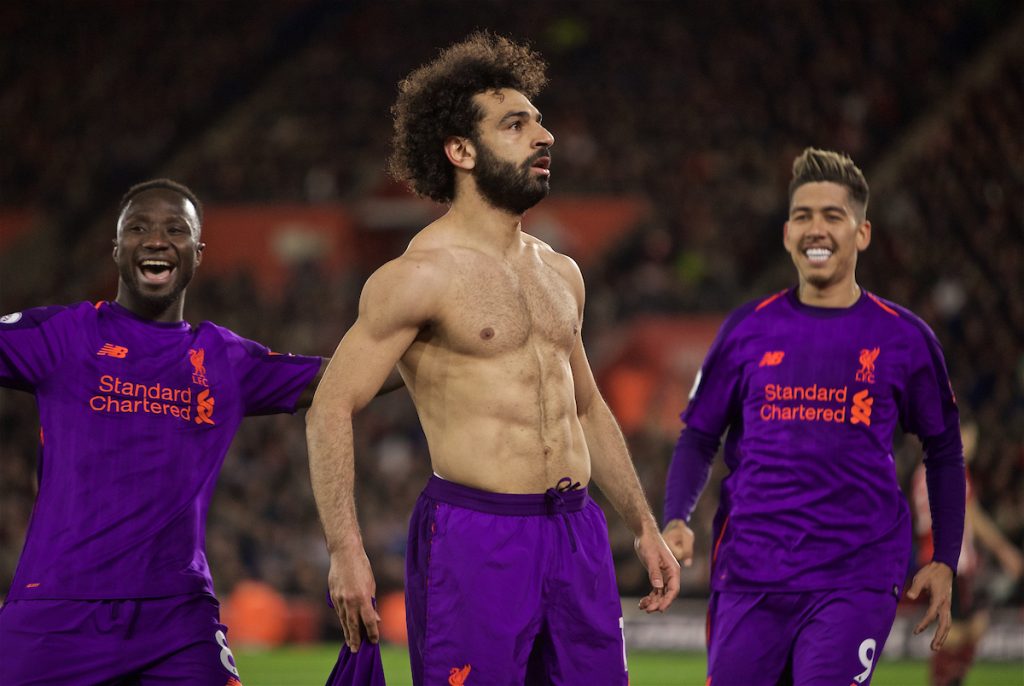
[663,148,965,685]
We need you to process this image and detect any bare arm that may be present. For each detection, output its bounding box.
[295,356,406,410]
[562,260,679,612]
[305,257,439,651]
[378,366,406,395]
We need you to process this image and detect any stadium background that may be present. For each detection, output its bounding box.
[1,0,1021,682]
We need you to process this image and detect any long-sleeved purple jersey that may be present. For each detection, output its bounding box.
[0,301,320,600]
[665,288,964,594]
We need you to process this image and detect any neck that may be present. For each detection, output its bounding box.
[447,189,525,252]
[115,288,186,323]
[797,279,861,308]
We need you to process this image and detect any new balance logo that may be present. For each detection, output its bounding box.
[97,343,128,358]
[851,389,873,426]
[449,664,471,685]
[759,351,785,367]
[855,347,879,383]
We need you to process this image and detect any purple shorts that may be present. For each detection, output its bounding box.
[706,587,900,686]
[405,476,627,686]
[0,594,242,685]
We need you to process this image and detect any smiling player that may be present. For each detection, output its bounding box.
[662,148,966,685]
[0,179,326,685]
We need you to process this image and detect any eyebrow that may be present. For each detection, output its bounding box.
[789,204,848,215]
[498,110,542,125]
[119,210,196,231]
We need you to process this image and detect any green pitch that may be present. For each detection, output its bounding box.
[236,644,1023,685]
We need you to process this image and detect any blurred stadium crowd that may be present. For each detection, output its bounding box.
[1,0,1021,642]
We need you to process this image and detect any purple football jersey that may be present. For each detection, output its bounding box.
[0,301,320,600]
[680,288,960,593]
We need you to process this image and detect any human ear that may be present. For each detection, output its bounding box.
[444,136,476,170]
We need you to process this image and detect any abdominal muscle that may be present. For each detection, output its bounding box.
[401,344,591,494]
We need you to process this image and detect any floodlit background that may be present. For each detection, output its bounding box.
[1,0,1021,677]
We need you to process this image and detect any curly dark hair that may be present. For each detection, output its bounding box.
[387,31,548,204]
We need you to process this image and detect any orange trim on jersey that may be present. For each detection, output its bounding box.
[94,300,106,310]
[866,292,900,317]
[39,427,44,446]
[755,289,788,312]
[712,516,730,564]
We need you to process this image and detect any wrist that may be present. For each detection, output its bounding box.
[326,531,364,557]
[634,515,661,539]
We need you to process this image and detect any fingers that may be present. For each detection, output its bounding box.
[663,557,681,603]
[638,550,681,613]
[638,588,664,613]
[361,602,382,646]
[931,607,952,651]
[679,533,694,568]
[913,599,939,636]
[662,521,694,566]
[664,532,688,562]
[342,597,382,652]
[904,573,925,601]
[342,601,364,653]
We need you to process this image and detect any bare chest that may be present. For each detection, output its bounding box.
[436,258,579,356]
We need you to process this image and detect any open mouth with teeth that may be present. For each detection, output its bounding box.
[138,259,176,286]
[803,247,833,265]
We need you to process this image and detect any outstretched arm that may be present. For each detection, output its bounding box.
[305,257,437,651]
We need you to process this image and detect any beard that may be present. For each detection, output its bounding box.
[472,139,550,215]
[117,260,193,314]
[796,237,840,289]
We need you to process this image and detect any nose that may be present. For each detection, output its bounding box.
[142,228,171,248]
[807,214,829,236]
[535,124,554,149]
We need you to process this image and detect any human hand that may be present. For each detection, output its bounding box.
[635,528,681,613]
[662,518,695,567]
[905,561,953,651]
[328,549,381,652]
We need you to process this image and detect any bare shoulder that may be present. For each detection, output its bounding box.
[524,233,585,299]
[360,245,452,327]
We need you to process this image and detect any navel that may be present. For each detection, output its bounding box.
[480,327,495,340]
[543,445,552,457]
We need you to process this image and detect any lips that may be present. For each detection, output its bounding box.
[804,247,832,264]
[137,259,176,286]
[529,153,551,176]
